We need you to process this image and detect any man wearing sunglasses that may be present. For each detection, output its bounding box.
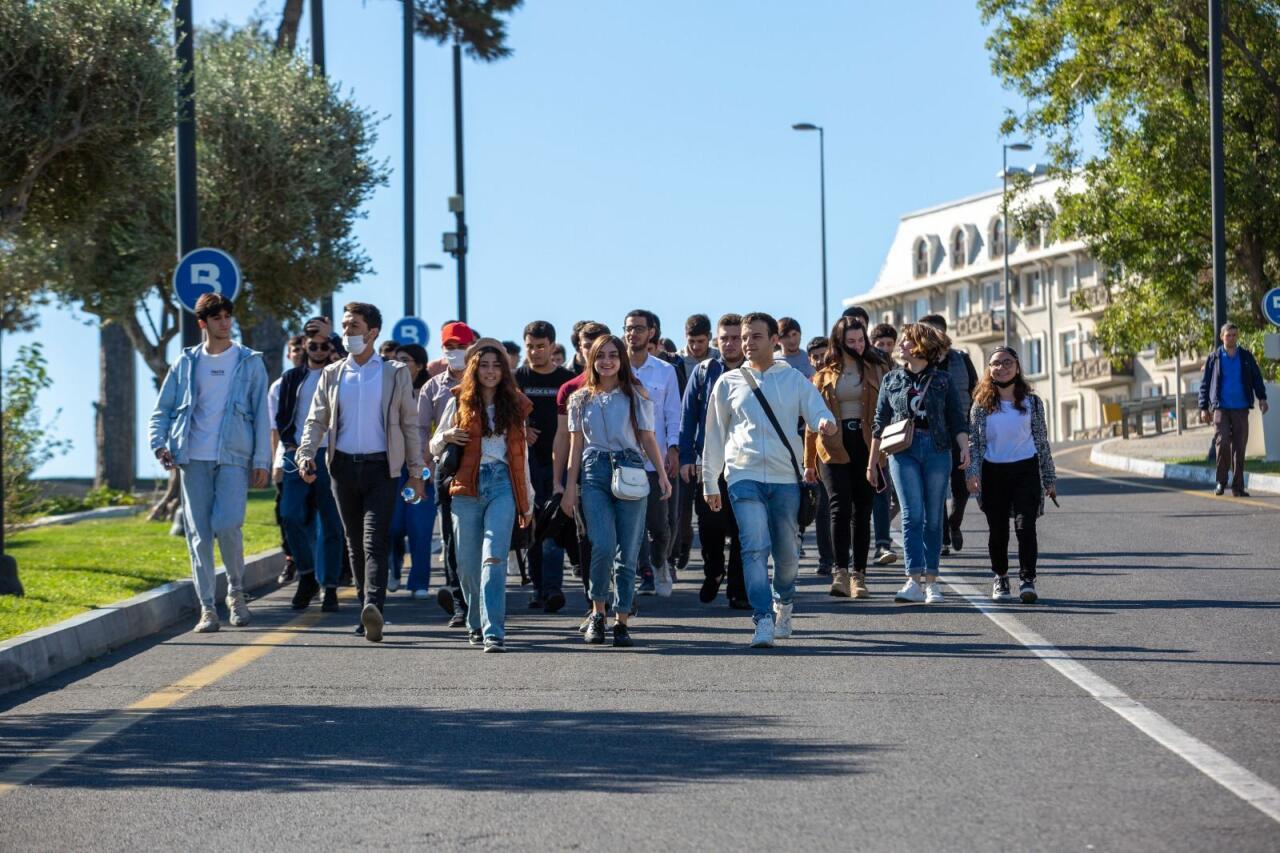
[275,328,346,611]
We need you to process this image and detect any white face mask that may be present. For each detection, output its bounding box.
[445,349,467,371]
[344,334,368,356]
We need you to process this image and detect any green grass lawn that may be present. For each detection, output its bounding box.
[0,491,280,643]
[1163,456,1280,475]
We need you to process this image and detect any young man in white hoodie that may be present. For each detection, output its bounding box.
[702,312,836,647]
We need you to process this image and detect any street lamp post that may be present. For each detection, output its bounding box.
[1001,142,1032,347]
[792,123,829,333]
[403,0,415,319]
[1208,0,1228,337]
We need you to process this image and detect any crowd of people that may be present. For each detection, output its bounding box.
[151,292,1073,651]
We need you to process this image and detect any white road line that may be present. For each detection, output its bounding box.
[947,579,1280,825]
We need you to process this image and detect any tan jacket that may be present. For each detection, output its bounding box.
[804,360,885,469]
[296,355,424,479]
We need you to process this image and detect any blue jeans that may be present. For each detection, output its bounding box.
[451,462,516,641]
[580,451,647,616]
[389,470,437,591]
[281,450,344,587]
[888,430,952,576]
[179,460,250,608]
[727,479,800,622]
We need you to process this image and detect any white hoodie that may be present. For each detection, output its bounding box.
[701,362,831,495]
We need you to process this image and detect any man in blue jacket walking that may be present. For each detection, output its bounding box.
[149,293,272,633]
[1198,322,1269,497]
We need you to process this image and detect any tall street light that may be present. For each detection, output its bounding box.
[1001,142,1032,347]
[1208,0,1228,337]
[403,0,416,318]
[793,123,829,333]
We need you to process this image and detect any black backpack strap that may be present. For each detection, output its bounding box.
[739,368,805,485]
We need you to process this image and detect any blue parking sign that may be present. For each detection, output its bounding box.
[1263,288,1280,327]
[392,317,430,347]
[173,248,241,313]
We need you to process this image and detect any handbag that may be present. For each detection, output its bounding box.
[600,391,650,501]
[739,368,818,529]
[880,375,932,456]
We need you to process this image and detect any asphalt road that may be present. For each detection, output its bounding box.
[1,444,1277,852]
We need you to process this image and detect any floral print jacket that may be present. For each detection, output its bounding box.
[965,393,1057,517]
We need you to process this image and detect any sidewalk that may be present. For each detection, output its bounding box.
[1090,424,1280,495]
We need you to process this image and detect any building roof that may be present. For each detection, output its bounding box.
[845,172,1087,307]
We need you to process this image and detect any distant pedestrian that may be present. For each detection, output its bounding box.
[502,340,522,371]
[431,338,535,652]
[805,334,836,577]
[149,293,271,634]
[774,316,815,378]
[965,346,1057,604]
[270,334,307,586]
[295,302,425,643]
[702,312,836,647]
[868,322,900,566]
[919,314,978,556]
[388,343,438,600]
[868,322,969,606]
[805,317,888,599]
[561,335,672,647]
[551,343,567,368]
[1198,323,1269,497]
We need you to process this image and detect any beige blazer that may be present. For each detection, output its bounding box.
[296,356,424,479]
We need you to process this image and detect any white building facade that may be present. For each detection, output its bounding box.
[845,177,1202,442]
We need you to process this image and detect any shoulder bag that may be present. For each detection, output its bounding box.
[739,368,818,529]
[880,374,932,456]
[600,391,650,501]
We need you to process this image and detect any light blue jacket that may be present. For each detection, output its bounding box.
[148,342,272,470]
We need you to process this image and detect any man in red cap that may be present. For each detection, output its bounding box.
[420,319,479,626]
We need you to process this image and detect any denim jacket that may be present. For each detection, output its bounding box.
[678,357,730,466]
[148,342,272,470]
[872,364,969,453]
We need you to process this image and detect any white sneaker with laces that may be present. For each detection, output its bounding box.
[226,590,251,626]
[924,582,944,604]
[773,603,793,639]
[387,575,400,593]
[654,566,673,598]
[194,607,220,633]
[413,588,430,601]
[750,616,776,648]
[894,578,926,603]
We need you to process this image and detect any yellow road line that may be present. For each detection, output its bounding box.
[0,595,338,796]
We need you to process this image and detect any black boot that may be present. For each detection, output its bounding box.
[291,572,320,609]
[321,587,339,612]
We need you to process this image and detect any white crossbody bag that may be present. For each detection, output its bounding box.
[600,392,650,501]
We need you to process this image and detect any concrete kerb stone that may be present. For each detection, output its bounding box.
[1090,438,1280,495]
[0,548,285,697]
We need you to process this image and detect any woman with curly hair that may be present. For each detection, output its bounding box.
[430,338,536,652]
[964,346,1057,604]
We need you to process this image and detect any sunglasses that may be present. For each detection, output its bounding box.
[307,342,332,352]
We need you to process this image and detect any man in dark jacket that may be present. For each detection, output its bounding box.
[921,315,979,553]
[1198,323,1269,496]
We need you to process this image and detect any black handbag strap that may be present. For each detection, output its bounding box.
[739,368,805,485]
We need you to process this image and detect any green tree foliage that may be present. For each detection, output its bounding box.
[2,344,70,520]
[981,0,1280,359]
[412,0,523,60]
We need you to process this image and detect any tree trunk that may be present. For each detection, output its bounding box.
[242,314,288,384]
[95,322,136,492]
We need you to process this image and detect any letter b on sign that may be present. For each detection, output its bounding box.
[392,318,430,347]
[173,248,241,313]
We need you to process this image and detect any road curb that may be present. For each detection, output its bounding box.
[0,548,285,698]
[16,505,147,530]
[1090,439,1280,495]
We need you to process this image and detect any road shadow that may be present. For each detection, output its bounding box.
[0,705,875,792]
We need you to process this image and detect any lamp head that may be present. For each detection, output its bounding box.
[792,123,820,131]
[1007,142,1033,152]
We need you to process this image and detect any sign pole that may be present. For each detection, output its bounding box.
[175,0,200,347]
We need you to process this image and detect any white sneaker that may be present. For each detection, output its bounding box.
[654,566,673,598]
[894,578,926,603]
[773,603,793,638]
[413,588,430,601]
[750,616,776,648]
[924,582,944,604]
[194,607,219,633]
[387,575,400,593]
[226,590,251,626]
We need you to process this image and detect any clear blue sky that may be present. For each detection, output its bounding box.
[7,1,1053,480]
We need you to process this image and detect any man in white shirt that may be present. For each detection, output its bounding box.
[703,312,836,647]
[297,302,424,643]
[269,335,306,586]
[149,293,272,634]
[623,309,681,597]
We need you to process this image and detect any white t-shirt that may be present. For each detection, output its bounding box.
[984,400,1036,463]
[189,347,236,461]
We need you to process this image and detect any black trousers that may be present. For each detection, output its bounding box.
[818,420,875,572]
[943,442,969,545]
[330,452,399,610]
[274,482,292,558]
[670,474,695,565]
[693,474,745,601]
[638,470,672,577]
[981,456,1040,581]
[434,486,466,611]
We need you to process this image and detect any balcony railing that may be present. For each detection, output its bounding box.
[1071,354,1134,386]
[952,311,1005,342]
[1072,283,1110,314]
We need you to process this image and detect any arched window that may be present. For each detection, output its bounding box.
[951,228,966,268]
[913,238,929,278]
[1025,220,1042,251]
[990,218,1005,258]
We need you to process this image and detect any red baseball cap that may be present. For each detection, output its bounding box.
[441,321,477,346]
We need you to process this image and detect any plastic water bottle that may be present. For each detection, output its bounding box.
[401,486,422,505]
